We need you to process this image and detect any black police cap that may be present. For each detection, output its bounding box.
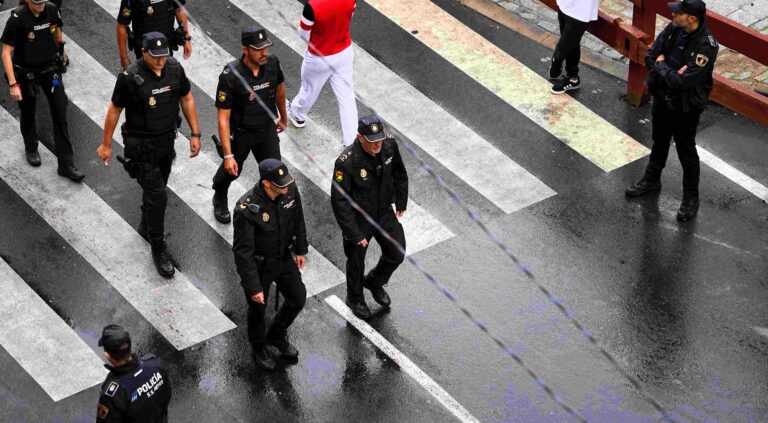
[98,324,132,356]
[242,25,273,50]
[668,0,707,18]
[358,115,386,142]
[259,158,294,188]
[142,32,170,57]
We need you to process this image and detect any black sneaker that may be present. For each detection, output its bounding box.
[151,243,175,278]
[268,338,299,359]
[551,76,581,95]
[212,192,231,223]
[677,196,699,221]
[625,178,661,197]
[548,59,562,80]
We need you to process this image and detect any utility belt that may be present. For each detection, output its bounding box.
[116,123,177,178]
[9,62,65,97]
[210,122,276,158]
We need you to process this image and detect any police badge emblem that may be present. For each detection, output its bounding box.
[278,169,284,176]
[360,169,368,179]
[148,96,157,107]
[248,91,257,102]
[371,124,378,133]
[695,54,709,67]
[27,32,35,40]
[147,6,154,15]
[262,212,270,222]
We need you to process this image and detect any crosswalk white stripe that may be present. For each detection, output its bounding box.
[92,0,454,256]
[325,296,481,423]
[0,106,236,351]
[230,0,557,214]
[697,147,768,202]
[0,258,108,402]
[19,10,343,299]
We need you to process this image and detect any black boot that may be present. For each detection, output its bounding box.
[364,274,391,307]
[150,242,175,278]
[212,192,231,223]
[57,164,85,182]
[677,196,699,221]
[25,149,41,167]
[346,297,371,320]
[268,337,299,359]
[625,177,661,197]
[251,345,277,371]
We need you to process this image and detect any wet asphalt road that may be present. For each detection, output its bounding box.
[0,0,767,422]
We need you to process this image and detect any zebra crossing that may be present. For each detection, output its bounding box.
[2,0,745,409]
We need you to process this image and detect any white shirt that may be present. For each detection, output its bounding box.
[556,0,600,23]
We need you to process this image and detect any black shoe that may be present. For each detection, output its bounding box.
[26,150,41,167]
[212,192,231,223]
[677,196,699,221]
[57,165,85,182]
[367,284,391,307]
[625,178,661,197]
[251,345,277,371]
[548,59,562,80]
[346,298,371,320]
[268,338,299,359]
[551,76,581,94]
[151,243,175,278]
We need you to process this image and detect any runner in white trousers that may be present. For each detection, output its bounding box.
[289,0,358,147]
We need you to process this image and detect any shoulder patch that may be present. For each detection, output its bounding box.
[335,170,344,183]
[98,404,109,419]
[695,54,709,67]
[338,151,352,162]
[105,381,119,397]
[708,35,717,47]
[218,90,227,102]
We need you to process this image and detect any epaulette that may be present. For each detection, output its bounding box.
[338,148,353,163]
[237,196,261,212]
[707,35,717,48]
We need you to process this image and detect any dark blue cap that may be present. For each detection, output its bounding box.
[358,115,386,142]
[142,32,170,57]
[242,25,273,50]
[259,158,294,187]
[98,324,132,356]
[668,0,706,18]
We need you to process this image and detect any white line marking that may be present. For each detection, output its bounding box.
[325,295,480,423]
[0,107,236,351]
[697,147,768,202]
[0,259,108,401]
[754,327,768,339]
[230,0,556,214]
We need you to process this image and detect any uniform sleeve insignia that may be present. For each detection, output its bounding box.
[218,90,227,102]
[708,35,717,47]
[384,157,392,165]
[695,54,709,67]
[98,404,109,419]
[262,212,270,222]
[105,381,119,397]
[122,7,131,17]
[335,170,344,182]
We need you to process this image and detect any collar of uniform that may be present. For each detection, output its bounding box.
[238,56,263,79]
[138,59,167,80]
[103,354,140,375]
[352,138,387,168]
[23,4,48,21]
[256,183,279,204]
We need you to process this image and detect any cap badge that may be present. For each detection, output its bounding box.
[148,96,156,107]
[262,212,270,222]
[278,169,284,176]
[371,124,378,133]
[259,33,264,40]
[147,6,154,15]
[156,40,162,47]
[360,169,368,179]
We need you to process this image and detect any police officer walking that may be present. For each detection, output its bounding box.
[1,0,84,181]
[331,115,408,320]
[626,0,718,221]
[96,325,172,423]
[97,32,202,277]
[233,159,308,370]
[212,26,288,224]
[116,0,191,69]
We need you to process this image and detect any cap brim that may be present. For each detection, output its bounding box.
[272,174,295,188]
[148,48,170,57]
[667,2,684,13]
[363,132,386,142]
[247,39,273,50]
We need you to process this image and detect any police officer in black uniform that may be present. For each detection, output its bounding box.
[96,324,172,423]
[626,0,718,221]
[212,26,288,224]
[233,159,308,370]
[1,0,83,180]
[116,0,191,69]
[97,32,202,277]
[331,116,408,320]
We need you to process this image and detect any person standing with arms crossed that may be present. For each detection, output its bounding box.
[287,0,358,147]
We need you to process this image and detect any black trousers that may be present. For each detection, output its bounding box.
[644,100,702,198]
[343,212,406,304]
[124,133,176,245]
[212,123,281,195]
[553,9,590,78]
[17,74,74,166]
[244,256,306,347]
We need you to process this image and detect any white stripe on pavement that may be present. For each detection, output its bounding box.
[0,259,108,402]
[697,147,768,202]
[92,0,454,256]
[0,107,236,351]
[230,0,557,214]
[325,295,480,423]
[754,327,768,339]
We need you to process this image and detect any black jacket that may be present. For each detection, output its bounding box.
[645,20,718,112]
[331,138,408,243]
[97,354,171,423]
[233,183,308,295]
